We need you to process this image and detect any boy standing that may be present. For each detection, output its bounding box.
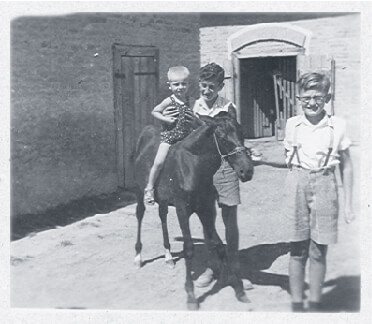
[283,72,355,312]
[192,63,253,292]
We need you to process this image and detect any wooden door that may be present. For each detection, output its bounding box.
[113,44,159,188]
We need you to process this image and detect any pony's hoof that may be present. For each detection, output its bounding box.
[236,291,251,303]
[134,256,142,268]
[187,301,199,311]
[165,259,175,269]
[134,260,142,268]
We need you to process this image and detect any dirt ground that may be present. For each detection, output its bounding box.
[10,139,361,313]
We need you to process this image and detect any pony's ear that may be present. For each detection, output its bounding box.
[228,104,237,119]
[181,124,215,154]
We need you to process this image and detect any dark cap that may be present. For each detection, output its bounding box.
[199,63,225,84]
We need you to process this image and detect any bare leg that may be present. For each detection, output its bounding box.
[146,142,170,190]
[289,258,306,302]
[289,240,310,309]
[221,205,239,256]
[194,196,225,288]
[221,205,248,302]
[308,240,327,308]
[134,189,146,267]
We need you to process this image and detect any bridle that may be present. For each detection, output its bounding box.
[213,133,250,165]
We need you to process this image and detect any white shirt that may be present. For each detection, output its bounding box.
[284,113,351,169]
[193,96,235,117]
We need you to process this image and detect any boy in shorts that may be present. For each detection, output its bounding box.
[283,72,355,312]
[192,63,255,291]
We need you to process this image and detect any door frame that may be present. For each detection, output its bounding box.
[226,23,311,137]
[112,43,159,188]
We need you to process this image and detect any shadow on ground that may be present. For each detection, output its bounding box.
[195,242,291,305]
[239,242,290,289]
[11,188,136,241]
[156,240,291,304]
[155,241,360,312]
[321,275,360,312]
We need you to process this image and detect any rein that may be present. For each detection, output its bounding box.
[213,133,248,165]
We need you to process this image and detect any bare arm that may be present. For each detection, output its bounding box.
[152,97,177,124]
[339,148,355,223]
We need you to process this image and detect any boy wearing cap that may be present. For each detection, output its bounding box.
[283,72,355,312]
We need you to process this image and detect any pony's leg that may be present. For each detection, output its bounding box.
[134,191,146,268]
[175,203,198,310]
[221,205,250,303]
[158,201,174,268]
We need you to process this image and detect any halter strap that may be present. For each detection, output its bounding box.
[213,133,247,165]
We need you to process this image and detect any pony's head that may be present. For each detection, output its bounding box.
[199,106,254,182]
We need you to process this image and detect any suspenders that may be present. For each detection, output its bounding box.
[288,116,334,170]
[287,125,301,168]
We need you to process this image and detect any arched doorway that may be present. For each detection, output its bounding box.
[224,23,334,139]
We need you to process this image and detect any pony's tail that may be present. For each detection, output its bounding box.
[130,135,142,163]
[130,126,151,162]
[131,125,158,163]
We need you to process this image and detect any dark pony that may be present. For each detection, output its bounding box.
[132,107,254,310]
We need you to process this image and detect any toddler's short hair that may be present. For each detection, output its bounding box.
[167,66,190,81]
[199,63,225,84]
[298,72,331,93]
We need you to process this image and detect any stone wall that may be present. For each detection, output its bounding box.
[11,13,200,216]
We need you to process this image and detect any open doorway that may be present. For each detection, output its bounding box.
[239,56,297,139]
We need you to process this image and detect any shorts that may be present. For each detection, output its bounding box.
[213,162,241,206]
[160,128,189,145]
[282,166,339,244]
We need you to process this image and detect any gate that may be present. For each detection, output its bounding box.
[274,54,336,140]
[113,44,159,188]
[223,54,336,140]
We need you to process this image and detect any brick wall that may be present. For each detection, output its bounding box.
[11,13,200,216]
[200,14,360,142]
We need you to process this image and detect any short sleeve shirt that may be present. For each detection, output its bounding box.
[193,96,235,117]
[284,114,351,170]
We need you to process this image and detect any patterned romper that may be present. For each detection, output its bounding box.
[160,95,193,145]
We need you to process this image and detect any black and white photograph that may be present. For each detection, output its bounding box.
[1,1,371,323]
